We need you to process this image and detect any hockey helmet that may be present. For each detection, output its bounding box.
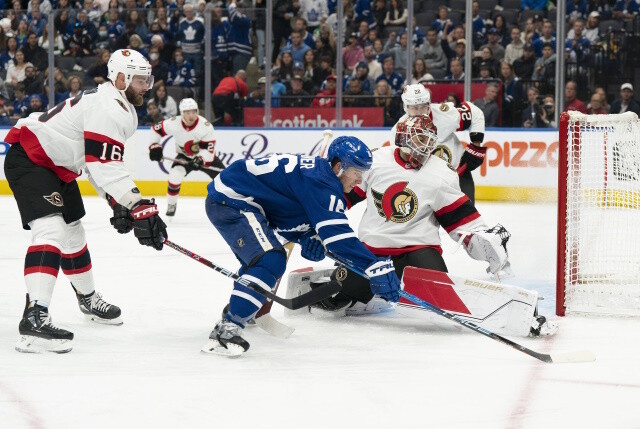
[401,84,431,116]
[395,114,438,168]
[327,136,373,176]
[179,98,199,115]
[107,49,154,92]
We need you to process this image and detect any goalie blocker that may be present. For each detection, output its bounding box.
[286,266,557,337]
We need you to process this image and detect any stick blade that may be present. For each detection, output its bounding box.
[549,350,596,363]
[255,314,295,339]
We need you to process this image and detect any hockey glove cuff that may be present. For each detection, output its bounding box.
[366,258,400,302]
[299,233,326,262]
[131,199,168,250]
[149,143,163,161]
[107,194,134,234]
[457,143,486,176]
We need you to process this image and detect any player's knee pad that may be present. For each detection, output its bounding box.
[168,166,187,183]
[244,249,287,289]
[28,214,67,249]
[63,220,87,253]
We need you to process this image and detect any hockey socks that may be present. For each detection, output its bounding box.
[24,244,60,308]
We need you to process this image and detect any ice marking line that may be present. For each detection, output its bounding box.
[539,378,640,389]
[0,380,45,429]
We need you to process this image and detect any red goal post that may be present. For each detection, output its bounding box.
[557,111,640,316]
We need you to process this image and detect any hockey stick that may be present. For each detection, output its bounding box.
[255,242,296,338]
[162,156,224,172]
[325,252,595,364]
[164,239,341,310]
[317,129,333,158]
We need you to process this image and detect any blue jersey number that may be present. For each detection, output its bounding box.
[246,154,315,175]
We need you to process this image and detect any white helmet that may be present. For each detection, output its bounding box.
[179,98,199,115]
[401,84,431,115]
[107,49,153,91]
[395,114,438,169]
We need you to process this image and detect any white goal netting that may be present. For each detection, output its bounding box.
[560,111,640,316]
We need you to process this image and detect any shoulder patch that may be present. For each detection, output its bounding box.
[205,121,211,126]
[170,116,177,121]
[439,103,449,112]
[114,98,129,112]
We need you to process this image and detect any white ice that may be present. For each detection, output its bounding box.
[0,196,639,429]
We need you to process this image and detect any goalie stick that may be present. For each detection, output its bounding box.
[164,239,341,310]
[317,129,333,158]
[254,242,296,338]
[325,251,595,364]
[162,156,224,172]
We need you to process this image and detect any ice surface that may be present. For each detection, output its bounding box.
[0,196,638,429]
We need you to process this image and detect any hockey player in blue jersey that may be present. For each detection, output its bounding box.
[203,136,401,357]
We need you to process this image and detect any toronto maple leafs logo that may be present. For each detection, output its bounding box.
[371,182,418,223]
[43,192,64,207]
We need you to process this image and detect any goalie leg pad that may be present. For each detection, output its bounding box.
[402,267,540,337]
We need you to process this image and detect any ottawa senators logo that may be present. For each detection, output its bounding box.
[371,182,418,223]
[431,144,454,167]
[43,192,64,207]
[439,103,450,112]
[121,49,131,56]
[183,140,200,156]
[114,98,128,112]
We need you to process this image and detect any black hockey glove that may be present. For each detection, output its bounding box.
[366,258,400,302]
[189,155,204,171]
[299,232,326,262]
[131,199,167,250]
[107,194,134,234]
[457,143,487,176]
[149,143,163,161]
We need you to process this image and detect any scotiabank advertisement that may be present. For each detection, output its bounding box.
[0,127,559,202]
[243,107,384,127]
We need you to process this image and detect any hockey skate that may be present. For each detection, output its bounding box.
[16,301,73,354]
[75,288,123,325]
[345,296,396,316]
[221,304,255,327]
[166,203,177,217]
[201,319,250,357]
[530,315,559,337]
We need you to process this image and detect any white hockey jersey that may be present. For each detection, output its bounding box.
[150,115,216,165]
[5,82,142,208]
[352,146,486,255]
[391,101,485,168]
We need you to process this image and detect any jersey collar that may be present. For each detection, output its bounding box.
[394,148,416,170]
[181,116,199,131]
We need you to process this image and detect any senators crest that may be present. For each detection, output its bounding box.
[439,103,450,112]
[43,192,64,207]
[431,144,454,168]
[114,98,128,112]
[371,182,418,223]
[183,140,200,156]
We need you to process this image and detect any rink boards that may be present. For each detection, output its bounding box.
[0,127,559,202]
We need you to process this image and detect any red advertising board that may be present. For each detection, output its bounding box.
[243,107,384,127]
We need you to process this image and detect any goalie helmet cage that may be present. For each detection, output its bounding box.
[557,111,640,316]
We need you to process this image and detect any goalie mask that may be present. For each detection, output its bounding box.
[395,115,438,169]
[401,84,431,116]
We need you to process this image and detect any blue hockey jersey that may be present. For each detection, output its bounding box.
[207,154,379,273]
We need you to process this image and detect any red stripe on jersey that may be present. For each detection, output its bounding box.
[364,243,443,256]
[401,267,471,314]
[434,196,469,217]
[62,244,88,259]
[61,264,93,275]
[18,127,80,183]
[152,121,167,137]
[28,244,62,255]
[5,126,21,143]
[443,211,481,233]
[24,266,59,277]
[394,148,415,169]
[84,131,124,149]
[352,186,366,198]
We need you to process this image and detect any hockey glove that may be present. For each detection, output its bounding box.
[462,224,511,274]
[149,143,163,161]
[299,232,326,262]
[457,143,487,176]
[366,258,401,302]
[131,199,167,250]
[189,155,204,171]
[107,194,133,234]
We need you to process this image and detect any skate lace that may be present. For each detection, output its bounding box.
[39,314,63,331]
[218,321,242,339]
[91,293,111,313]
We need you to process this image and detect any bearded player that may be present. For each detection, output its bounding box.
[3,49,168,353]
[148,98,226,217]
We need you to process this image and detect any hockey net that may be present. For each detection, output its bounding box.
[557,111,640,316]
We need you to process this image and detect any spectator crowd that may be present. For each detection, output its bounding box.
[0,0,639,127]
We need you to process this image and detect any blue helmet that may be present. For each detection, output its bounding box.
[327,136,373,172]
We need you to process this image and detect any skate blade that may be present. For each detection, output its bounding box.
[84,313,123,326]
[345,299,396,316]
[200,339,245,358]
[15,335,73,354]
